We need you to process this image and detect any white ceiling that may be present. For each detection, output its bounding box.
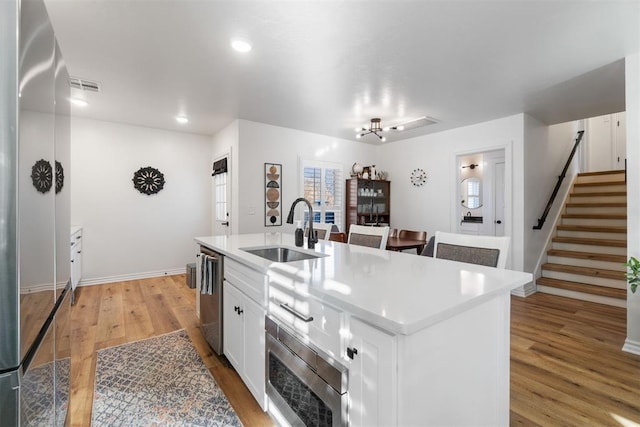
[43,0,639,144]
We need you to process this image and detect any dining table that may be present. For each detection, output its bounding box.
[386,236,427,254]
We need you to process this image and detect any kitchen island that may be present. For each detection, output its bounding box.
[195,233,532,426]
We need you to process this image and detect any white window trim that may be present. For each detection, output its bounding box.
[298,157,344,230]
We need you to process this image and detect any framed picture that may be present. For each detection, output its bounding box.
[265,163,282,226]
[361,166,371,179]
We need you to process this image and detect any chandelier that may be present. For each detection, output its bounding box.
[355,118,404,142]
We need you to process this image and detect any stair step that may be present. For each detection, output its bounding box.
[565,206,626,215]
[555,225,626,234]
[546,249,627,263]
[577,170,625,177]
[572,182,626,194]
[575,170,626,184]
[541,263,625,280]
[551,236,627,247]
[574,180,626,187]
[536,277,627,300]
[566,202,626,208]
[569,191,626,198]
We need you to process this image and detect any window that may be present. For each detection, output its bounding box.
[212,157,228,223]
[466,179,480,209]
[300,160,342,230]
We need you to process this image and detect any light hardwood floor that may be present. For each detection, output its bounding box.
[67,275,640,426]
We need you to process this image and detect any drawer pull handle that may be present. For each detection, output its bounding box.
[279,303,313,322]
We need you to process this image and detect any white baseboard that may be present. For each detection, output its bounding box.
[622,338,640,355]
[511,280,536,297]
[78,268,185,287]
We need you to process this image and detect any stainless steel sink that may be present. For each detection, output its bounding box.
[242,246,326,263]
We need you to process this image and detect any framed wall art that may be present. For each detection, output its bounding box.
[132,166,165,195]
[265,163,282,226]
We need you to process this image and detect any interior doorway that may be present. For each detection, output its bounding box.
[456,149,505,237]
[212,152,231,237]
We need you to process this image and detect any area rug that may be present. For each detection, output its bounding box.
[91,330,241,426]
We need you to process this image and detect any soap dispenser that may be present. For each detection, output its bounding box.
[295,221,304,247]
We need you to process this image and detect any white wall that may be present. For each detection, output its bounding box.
[376,114,525,270]
[70,118,211,284]
[624,53,640,354]
[523,116,580,276]
[233,120,373,234]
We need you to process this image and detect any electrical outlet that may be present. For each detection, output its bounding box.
[248,206,256,215]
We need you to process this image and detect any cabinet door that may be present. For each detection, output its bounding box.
[242,295,266,410]
[348,318,396,427]
[223,281,243,371]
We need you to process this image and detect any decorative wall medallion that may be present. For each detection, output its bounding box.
[31,159,53,193]
[410,168,427,187]
[265,163,282,226]
[132,166,165,195]
[55,161,64,194]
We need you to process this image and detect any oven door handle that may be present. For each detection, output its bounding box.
[279,303,314,322]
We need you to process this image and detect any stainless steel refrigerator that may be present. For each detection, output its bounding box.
[1,0,71,425]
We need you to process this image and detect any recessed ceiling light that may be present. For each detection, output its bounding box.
[231,38,252,53]
[176,116,189,124]
[70,98,88,107]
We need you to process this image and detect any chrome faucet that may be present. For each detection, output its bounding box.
[286,198,317,249]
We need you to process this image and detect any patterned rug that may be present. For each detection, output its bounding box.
[91,330,241,426]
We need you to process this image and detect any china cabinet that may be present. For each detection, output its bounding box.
[345,178,391,232]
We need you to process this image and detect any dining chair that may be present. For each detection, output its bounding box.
[304,222,334,240]
[347,225,390,250]
[328,232,347,243]
[398,229,427,242]
[433,231,510,269]
[389,228,398,238]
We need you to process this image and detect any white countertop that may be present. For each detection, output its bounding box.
[195,233,532,335]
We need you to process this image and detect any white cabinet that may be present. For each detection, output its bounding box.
[70,227,82,301]
[223,270,267,410]
[347,317,397,427]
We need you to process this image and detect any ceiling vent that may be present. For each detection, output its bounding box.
[394,116,439,131]
[69,77,102,93]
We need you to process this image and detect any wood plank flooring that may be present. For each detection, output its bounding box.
[67,275,272,427]
[67,275,640,426]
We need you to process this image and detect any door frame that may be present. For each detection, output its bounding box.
[212,150,232,236]
[451,142,513,258]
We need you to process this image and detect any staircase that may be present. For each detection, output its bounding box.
[537,170,627,307]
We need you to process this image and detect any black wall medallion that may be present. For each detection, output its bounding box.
[132,166,165,195]
[31,159,53,193]
[55,161,64,194]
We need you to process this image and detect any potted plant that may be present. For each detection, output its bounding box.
[625,256,640,293]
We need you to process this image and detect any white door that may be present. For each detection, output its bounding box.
[614,112,626,170]
[494,161,505,236]
[212,154,231,236]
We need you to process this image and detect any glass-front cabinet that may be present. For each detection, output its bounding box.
[345,179,391,232]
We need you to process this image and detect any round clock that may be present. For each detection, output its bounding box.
[410,168,427,187]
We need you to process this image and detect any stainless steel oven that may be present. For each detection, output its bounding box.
[265,316,348,427]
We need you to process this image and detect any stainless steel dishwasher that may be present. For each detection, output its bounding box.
[196,246,224,355]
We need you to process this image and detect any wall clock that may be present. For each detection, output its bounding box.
[410,168,427,187]
[132,166,165,195]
